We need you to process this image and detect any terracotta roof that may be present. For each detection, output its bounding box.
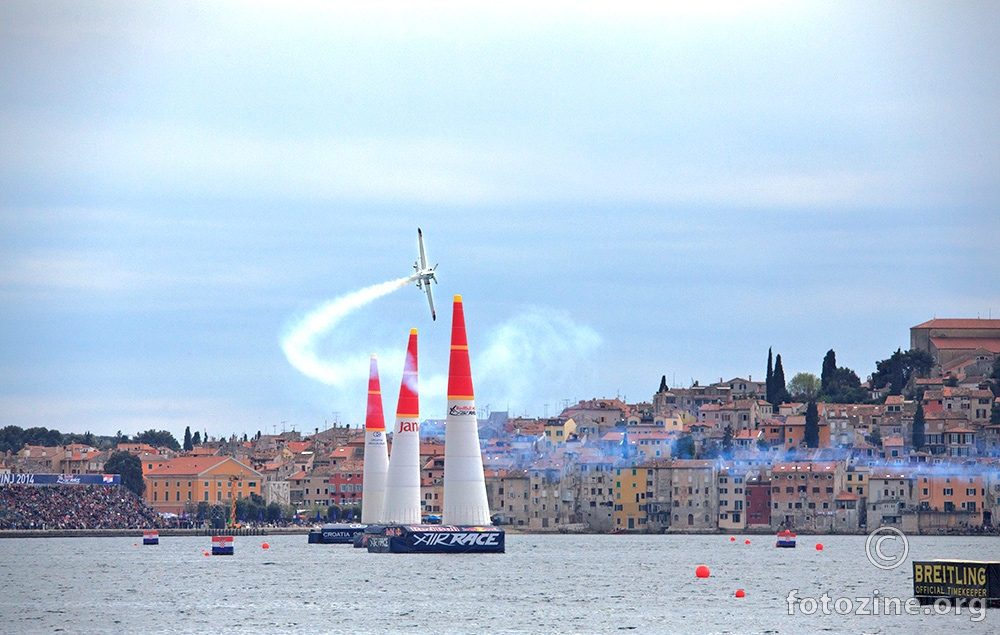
[913,318,1000,329]
[146,456,258,477]
[930,337,1000,353]
[671,459,715,469]
[835,491,859,501]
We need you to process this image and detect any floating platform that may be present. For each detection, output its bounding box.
[913,560,1000,608]
[142,530,159,545]
[307,523,367,544]
[211,535,234,555]
[353,524,385,548]
[366,525,504,554]
[776,530,796,548]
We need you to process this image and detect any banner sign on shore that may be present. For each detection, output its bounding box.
[0,474,121,486]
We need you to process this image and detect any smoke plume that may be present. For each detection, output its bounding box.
[281,274,417,386]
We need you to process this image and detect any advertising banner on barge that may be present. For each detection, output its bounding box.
[366,525,504,554]
[913,560,1000,608]
[0,474,120,486]
[308,523,367,544]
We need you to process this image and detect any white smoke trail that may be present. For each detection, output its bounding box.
[281,275,417,386]
[474,308,602,412]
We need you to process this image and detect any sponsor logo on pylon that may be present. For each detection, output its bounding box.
[448,405,476,417]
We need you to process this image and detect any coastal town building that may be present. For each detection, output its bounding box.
[144,456,262,516]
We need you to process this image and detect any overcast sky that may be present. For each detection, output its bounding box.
[1,1,998,442]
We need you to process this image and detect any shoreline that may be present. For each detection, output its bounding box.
[2,526,995,539]
[0,527,311,539]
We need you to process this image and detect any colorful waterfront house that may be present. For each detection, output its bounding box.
[770,461,845,532]
[717,465,747,531]
[745,473,772,527]
[543,418,577,448]
[668,459,718,531]
[144,456,262,516]
[614,466,651,531]
[917,469,984,516]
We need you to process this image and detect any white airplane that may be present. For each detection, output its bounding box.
[414,228,438,320]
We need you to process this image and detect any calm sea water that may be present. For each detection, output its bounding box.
[0,533,996,634]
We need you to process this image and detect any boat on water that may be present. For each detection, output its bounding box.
[775,529,796,548]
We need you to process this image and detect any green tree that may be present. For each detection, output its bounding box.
[804,401,819,448]
[788,372,819,401]
[104,451,145,497]
[722,425,734,456]
[912,400,925,451]
[871,348,935,396]
[133,429,181,451]
[266,502,283,523]
[766,347,774,404]
[773,354,790,404]
[183,426,193,452]
[870,428,882,447]
[191,430,201,446]
[0,425,25,454]
[821,350,838,394]
[673,435,696,459]
[818,349,867,403]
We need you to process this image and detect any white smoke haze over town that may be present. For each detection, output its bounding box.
[281,277,602,423]
[1,1,998,440]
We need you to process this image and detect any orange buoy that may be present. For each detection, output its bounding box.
[816,543,824,551]
[735,589,746,598]
[262,542,270,549]
[695,565,710,578]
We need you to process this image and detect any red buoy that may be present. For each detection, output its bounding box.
[262,542,270,549]
[816,543,824,551]
[745,539,751,545]
[696,565,710,578]
[735,589,746,598]
[730,536,736,542]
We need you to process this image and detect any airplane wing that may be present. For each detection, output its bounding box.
[425,282,436,321]
[418,228,429,269]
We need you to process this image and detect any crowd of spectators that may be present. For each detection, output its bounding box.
[0,485,163,530]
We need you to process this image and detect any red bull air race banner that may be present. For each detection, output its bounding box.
[366,525,504,554]
[0,474,121,486]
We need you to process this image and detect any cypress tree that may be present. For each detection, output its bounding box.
[766,348,774,404]
[821,349,837,395]
[804,401,819,448]
[773,354,790,405]
[191,430,201,446]
[912,400,925,451]
[183,426,193,451]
